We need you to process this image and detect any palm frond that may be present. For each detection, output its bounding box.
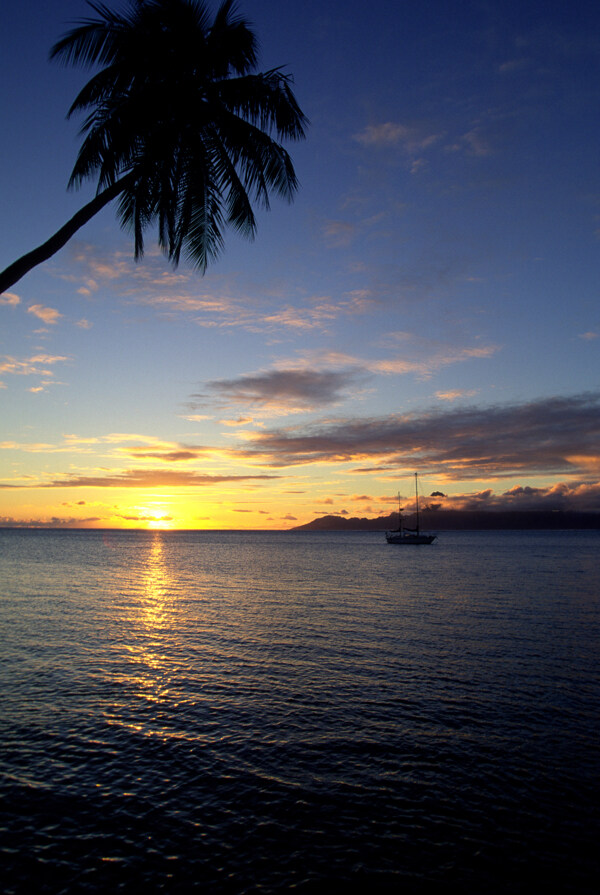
[208,0,258,76]
[52,0,307,273]
[217,72,308,140]
[50,1,134,68]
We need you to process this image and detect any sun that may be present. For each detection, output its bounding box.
[127,502,174,530]
[148,517,173,530]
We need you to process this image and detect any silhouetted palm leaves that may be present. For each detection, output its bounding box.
[0,0,307,293]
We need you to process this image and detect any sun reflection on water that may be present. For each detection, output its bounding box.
[106,532,183,739]
[140,532,170,632]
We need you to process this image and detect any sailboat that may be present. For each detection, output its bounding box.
[385,473,437,545]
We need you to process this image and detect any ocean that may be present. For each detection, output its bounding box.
[1,528,599,893]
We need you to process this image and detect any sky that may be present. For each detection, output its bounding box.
[1,0,599,529]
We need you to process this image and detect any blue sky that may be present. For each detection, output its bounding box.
[1,0,599,528]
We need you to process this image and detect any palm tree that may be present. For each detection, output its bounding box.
[0,0,307,294]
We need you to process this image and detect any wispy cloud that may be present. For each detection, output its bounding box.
[456,128,493,157]
[498,57,530,74]
[68,245,134,281]
[232,393,600,478]
[0,292,20,306]
[64,244,370,333]
[122,444,209,462]
[180,414,213,422]
[1,433,204,459]
[322,219,358,247]
[65,243,247,316]
[220,417,254,427]
[371,343,498,379]
[27,304,63,325]
[353,121,442,177]
[353,122,441,154]
[263,295,367,330]
[0,354,69,377]
[0,469,280,490]
[287,338,500,382]
[435,389,479,401]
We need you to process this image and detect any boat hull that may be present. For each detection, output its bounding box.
[385,532,436,545]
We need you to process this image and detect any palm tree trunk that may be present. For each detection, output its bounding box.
[0,176,132,294]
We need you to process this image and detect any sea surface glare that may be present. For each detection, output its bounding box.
[1,528,599,893]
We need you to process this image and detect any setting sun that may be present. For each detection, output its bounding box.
[147,517,173,530]
[126,503,175,530]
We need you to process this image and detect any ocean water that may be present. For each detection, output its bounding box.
[1,528,599,893]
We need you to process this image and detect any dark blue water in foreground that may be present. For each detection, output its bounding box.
[1,528,599,893]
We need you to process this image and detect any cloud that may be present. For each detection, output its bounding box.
[0,516,102,528]
[146,293,245,319]
[579,331,598,341]
[263,297,361,330]
[232,393,600,478]
[499,481,600,511]
[68,245,133,281]
[220,417,254,427]
[322,220,358,247]
[27,304,63,325]
[1,440,55,454]
[76,318,93,329]
[498,58,529,74]
[63,245,375,334]
[279,294,374,327]
[436,389,479,401]
[353,122,441,154]
[124,445,207,462]
[198,368,364,416]
[459,128,493,157]
[371,345,498,378]
[428,481,600,514]
[62,434,100,446]
[0,354,69,377]
[0,292,20,306]
[190,340,497,420]
[0,469,280,489]
[65,243,251,319]
[291,338,499,382]
[2,433,209,461]
[101,432,177,445]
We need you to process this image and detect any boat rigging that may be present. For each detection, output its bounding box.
[385,473,437,545]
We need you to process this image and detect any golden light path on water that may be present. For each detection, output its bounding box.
[103,533,188,742]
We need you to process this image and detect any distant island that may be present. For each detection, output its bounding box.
[291,510,600,531]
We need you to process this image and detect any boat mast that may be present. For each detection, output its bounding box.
[414,472,420,535]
